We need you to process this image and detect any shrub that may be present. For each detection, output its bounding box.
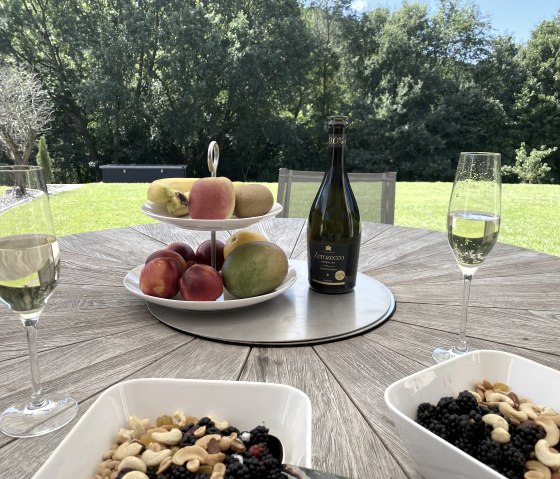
[502,142,557,184]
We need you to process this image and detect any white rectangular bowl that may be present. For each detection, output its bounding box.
[384,350,560,479]
[32,378,312,479]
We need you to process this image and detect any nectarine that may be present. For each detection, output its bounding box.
[140,258,182,298]
[179,264,223,301]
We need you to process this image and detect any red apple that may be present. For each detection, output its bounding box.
[166,242,196,269]
[179,264,223,301]
[145,249,187,272]
[195,240,225,271]
[140,257,182,298]
[187,177,235,219]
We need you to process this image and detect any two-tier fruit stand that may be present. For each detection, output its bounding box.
[127,142,396,346]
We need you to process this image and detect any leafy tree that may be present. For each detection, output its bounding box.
[502,142,557,184]
[0,63,53,165]
[515,13,560,181]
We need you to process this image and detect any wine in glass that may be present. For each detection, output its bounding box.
[432,152,501,363]
[0,165,78,437]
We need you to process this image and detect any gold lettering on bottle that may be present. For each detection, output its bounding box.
[328,135,346,146]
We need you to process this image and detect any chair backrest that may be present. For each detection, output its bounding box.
[277,168,396,224]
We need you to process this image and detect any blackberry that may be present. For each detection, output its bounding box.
[510,422,546,458]
[197,417,215,428]
[146,467,159,479]
[456,391,480,415]
[221,425,240,436]
[416,402,436,427]
[247,425,269,446]
[180,423,196,433]
[206,426,221,435]
[180,431,196,446]
[473,437,501,468]
[157,464,208,479]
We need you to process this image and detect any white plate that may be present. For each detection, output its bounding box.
[124,264,297,311]
[141,202,283,231]
[31,378,312,478]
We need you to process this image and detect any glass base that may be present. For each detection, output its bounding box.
[432,345,472,364]
[0,394,78,437]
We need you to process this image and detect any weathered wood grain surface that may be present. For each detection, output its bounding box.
[1,219,559,478]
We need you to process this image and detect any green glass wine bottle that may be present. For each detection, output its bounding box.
[307,115,361,293]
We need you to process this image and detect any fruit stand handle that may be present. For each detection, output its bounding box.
[207,141,219,178]
[207,141,219,269]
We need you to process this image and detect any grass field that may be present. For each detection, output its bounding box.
[48,182,560,256]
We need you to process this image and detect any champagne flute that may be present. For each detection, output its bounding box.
[0,165,77,437]
[432,152,501,363]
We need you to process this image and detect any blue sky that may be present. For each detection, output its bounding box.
[351,0,560,43]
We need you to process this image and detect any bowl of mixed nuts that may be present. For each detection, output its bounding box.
[31,378,312,479]
[384,350,560,479]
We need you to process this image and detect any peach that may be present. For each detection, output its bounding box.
[166,242,196,269]
[195,240,225,271]
[187,177,235,219]
[145,249,187,272]
[179,264,223,301]
[140,257,182,298]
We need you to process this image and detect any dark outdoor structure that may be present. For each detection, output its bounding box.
[99,165,187,183]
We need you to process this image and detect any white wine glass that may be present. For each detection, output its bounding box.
[0,165,77,437]
[432,152,501,363]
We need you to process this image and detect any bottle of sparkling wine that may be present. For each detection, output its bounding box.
[307,115,361,293]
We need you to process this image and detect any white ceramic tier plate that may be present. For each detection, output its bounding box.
[124,264,297,311]
[141,201,283,231]
[31,378,312,478]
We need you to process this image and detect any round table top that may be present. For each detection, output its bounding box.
[1,218,559,479]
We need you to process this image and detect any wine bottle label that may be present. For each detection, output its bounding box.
[328,134,346,147]
[309,241,349,286]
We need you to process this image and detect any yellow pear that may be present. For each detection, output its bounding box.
[223,230,268,258]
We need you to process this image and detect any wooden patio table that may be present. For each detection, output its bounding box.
[1,218,559,478]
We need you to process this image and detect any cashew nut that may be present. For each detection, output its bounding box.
[499,402,528,424]
[195,434,222,449]
[211,463,226,479]
[117,456,147,473]
[482,414,509,431]
[121,473,149,479]
[205,452,226,466]
[230,437,246,453]
[218,435,235,452]
[491,427,511,444]
[172,445,208,466]
[485,391,515,405]
[193,425,207,438]
[525,460,552,479]
[209,417,230,430]
[117,428,134,443]
[526,472,547,479]
[141,448,172,467]
[466,390,482,402]
[536,417,560,447]
[535,440,560,469]
[520,403,540,421]
[128,416,151,430]
[114,441,143,460]
[187,458,201,473]
[151,428,182,446]
[156,457,172,475]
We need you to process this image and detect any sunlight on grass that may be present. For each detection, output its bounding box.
[47,182,559,256]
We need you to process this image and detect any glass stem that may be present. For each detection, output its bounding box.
[21,313,47,409]
[456,272,474,353]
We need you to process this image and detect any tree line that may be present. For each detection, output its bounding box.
[0,0,559,183]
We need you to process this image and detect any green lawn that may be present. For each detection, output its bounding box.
[48,182,560,257]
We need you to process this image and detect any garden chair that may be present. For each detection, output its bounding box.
[277,168,397,224]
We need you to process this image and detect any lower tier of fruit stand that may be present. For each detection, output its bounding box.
[146,260,395,346]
